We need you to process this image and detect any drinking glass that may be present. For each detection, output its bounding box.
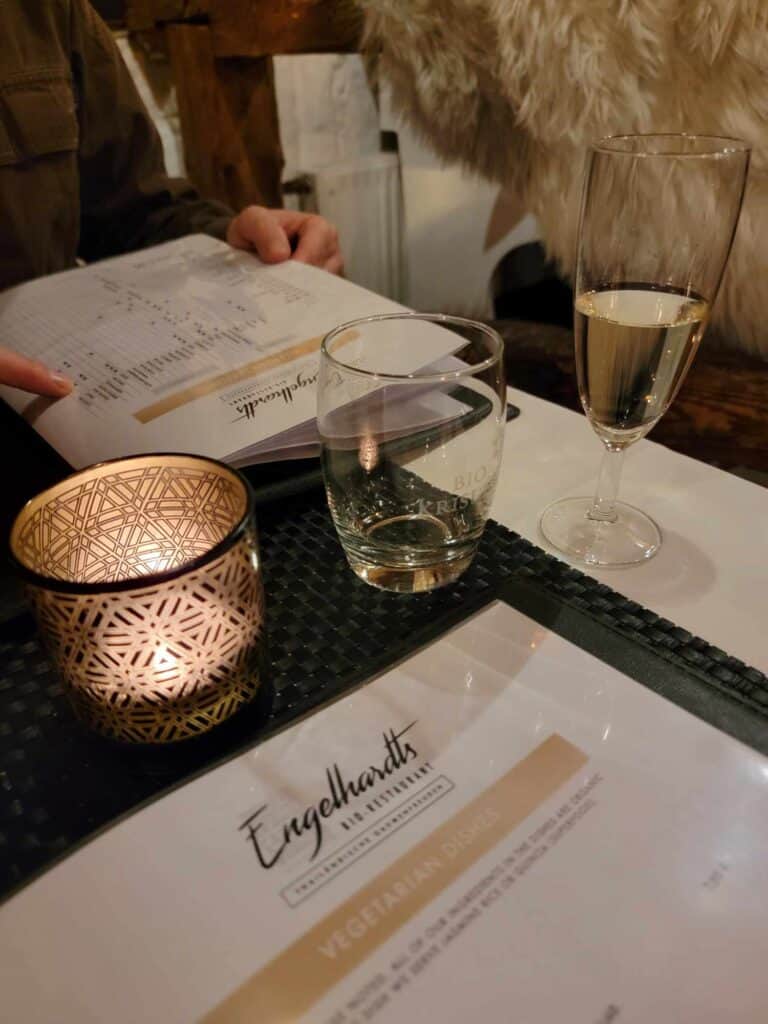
[540,134,750,566]
[318,313,506,593]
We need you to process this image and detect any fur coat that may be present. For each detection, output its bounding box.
[360,1,768,358]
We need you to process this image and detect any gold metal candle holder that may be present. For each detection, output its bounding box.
[9,454,265,744]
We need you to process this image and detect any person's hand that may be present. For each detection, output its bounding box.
[0,346,72,397]
[226,206,344,275]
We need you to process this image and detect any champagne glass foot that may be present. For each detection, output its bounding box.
[540,497,661,567]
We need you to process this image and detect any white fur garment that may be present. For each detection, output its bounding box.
[360,0,768,357]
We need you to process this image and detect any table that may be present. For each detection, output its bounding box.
[0,385,766,899]
[3,384,764,671]
[2,384,765,675]
[495,388,768,675]
[3,388,768,1022]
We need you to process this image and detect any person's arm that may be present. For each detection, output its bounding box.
[0,2,342,398]
[72,0,232,260]
[71,2,343,274]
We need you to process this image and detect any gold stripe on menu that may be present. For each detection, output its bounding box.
[204,734,587,1024]
[133,329,358,424]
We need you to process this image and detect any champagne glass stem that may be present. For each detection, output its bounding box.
[587,445,625,523]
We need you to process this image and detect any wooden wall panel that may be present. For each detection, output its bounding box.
[92,1,127,25]
[208,0,362,57]
[129,1,363,210]
[166,23,284,209]
[126,2,210,31]
[495,320,768,475]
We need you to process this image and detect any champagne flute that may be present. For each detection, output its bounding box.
[540,134,750,566]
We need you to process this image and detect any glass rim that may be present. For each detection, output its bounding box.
[592,132,751,158]
[9,452,255,595]
[320,312,504,382]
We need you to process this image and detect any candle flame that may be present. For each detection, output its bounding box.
[359,434,379,471]
[152,643,179,673]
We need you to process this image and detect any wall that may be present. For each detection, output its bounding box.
[274,54,380,180]
[116,33,185,177]
[117,36,536,314]
[379,86,538,318]
[117,37,379,189]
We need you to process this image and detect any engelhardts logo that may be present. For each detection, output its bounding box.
[232,369,317,421]
[239,723,420,870]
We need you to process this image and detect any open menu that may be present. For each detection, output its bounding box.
[2,598,766,1022]
[0,236,461,469]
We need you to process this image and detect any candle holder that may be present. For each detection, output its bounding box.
[9,454,265,744]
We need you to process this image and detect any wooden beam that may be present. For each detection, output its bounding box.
[166,23,284,209]
[208,0,362,58]
[126,1,210,32]
[92,1,128,26]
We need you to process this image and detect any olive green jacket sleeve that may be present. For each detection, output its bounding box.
[73,0,233,263]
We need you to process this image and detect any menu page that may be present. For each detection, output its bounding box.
[0,236,410,467]
[2,600,767,1022]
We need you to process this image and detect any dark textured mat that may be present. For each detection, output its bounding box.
[1,485,766,900]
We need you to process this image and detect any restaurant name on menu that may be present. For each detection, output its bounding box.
[237,722,438,871]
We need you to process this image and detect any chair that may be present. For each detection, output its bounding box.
[125,1,363,209]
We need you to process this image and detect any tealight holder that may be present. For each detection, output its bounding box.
[9,454,265,744]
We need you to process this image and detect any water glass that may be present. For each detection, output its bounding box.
[317,314,506,593]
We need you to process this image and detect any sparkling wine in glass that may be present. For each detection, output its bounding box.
[541,134,750,567]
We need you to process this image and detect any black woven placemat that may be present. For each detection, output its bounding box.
[1,484,767,900]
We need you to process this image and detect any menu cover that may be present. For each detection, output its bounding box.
[2,596,767,1022]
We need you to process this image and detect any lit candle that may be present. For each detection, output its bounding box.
[10,454,265,744]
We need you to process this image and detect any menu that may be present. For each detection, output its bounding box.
[2,599,767,1022]
[0,236,459,469]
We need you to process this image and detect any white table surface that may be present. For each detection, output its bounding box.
[493,388,768,674]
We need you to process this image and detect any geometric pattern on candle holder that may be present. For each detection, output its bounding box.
[26,533,265,744]
[14,460,246,584]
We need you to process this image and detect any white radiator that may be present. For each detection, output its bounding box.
[308,152,405,303]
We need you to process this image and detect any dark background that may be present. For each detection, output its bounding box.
[92,1,125,23]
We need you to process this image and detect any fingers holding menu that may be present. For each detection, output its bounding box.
[0,345,72,397]
[227,205,344,275]
[281,209,344,275]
